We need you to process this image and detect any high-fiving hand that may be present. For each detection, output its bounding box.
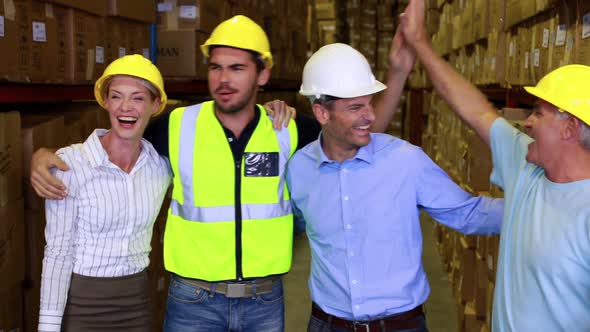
[398,0,427,48]
[389,28,416,75]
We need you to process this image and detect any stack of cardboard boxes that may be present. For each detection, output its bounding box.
[0,0,155,84]
[0,112,25,331]
[156,0,307,80]
[422,91,533,331]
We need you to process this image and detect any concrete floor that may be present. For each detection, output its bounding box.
[283,216,458,332]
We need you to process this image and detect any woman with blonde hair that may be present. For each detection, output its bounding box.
[38,55,171,331]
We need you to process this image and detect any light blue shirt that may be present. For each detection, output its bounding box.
[490,118,590,332]
[286,133,503,321]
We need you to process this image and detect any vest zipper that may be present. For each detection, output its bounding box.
[235,158,243,280]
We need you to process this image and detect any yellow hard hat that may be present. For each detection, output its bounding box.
[94,54,168,116]
[524,64,590,125]
[200,15,273,69]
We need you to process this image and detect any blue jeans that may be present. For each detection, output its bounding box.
[307,312,429,332]
[163,275,284,332]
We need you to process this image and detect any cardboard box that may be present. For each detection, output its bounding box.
[0,283,24,330]
[466,129,492,191]
[104,17,127,65]
[0,200,25,292]
[61,107,100,144]
[20,114,67,210]
[486,236,500,282]
[464,301,485,332]
[460,238,476,303]
[109,0,156,23]
[460,0,474,46]
[549,1,575,72]
[44,0,107,16]
[536,0,558,12]
[30,1,65,83]
[473,0,489,41]
[486,281,495,331]
[532,12,553,83]
[505,0,522,29]
[577,1,590,65]
[15,0,33,82]
[505,28,519,85]
[0,0,21,81]
[377,3,395,31]
[518,23,534,86]
[315,0,335,20]
[156,29,208,77]
[506,0,537,29]
[66,9,105,82]
[0,112,23,207]
[502,107,530,121]
[474,254,488,318]
[127,20,150,58]
[157,0,221,33]
[490,0,505,32]
[452,15,462,50]
[521,0,537,23]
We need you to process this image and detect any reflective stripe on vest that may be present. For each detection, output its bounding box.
[172,103,292,221]
[170,199,292,222]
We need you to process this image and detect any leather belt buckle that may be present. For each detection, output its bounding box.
[353,322,370,332]
[226,283,247,298]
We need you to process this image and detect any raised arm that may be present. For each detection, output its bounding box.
[372,28,416,133]
[400,0,499,144]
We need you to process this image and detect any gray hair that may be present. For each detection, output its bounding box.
[308,95,341,110]
[556,111,590,150]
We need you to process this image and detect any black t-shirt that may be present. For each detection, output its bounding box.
[143,105,321,159]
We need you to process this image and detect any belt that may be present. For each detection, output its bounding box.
[177,275,279,298]
[311,303,424,332]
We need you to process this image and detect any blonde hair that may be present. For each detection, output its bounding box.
[101,75,160,102]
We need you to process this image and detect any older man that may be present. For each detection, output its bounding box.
[399,0,590,330]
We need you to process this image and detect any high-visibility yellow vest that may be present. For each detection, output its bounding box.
[164,101,298,281]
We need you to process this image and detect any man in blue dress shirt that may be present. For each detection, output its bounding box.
[286,43,504,332]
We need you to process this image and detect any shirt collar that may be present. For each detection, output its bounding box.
[82,129,152,171]
[83,129,109,168]
[308,132,375,168]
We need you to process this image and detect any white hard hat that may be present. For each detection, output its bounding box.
[299,43,386,99]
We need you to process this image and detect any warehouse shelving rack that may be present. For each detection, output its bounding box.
[0,79,302,103]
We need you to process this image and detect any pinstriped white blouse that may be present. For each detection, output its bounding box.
[38,129,171,332]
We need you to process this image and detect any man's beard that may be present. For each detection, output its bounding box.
[215,82,257,114]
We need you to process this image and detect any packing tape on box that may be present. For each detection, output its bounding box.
[4,0,15,21]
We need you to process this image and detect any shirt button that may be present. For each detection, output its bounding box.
[346,224,352,230]
[349,252,355,257]
[343,168,349,173]
[355,305,360,310]
[228,137,234,142]
[352,280,358,285]
[344,196,349,201]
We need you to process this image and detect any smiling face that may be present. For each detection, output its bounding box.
[103,75,160,141]
[314,94,375,161]
[207,47,269,115]
[523,99,567,167]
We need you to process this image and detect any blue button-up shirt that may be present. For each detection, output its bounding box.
[286,133,503,321]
